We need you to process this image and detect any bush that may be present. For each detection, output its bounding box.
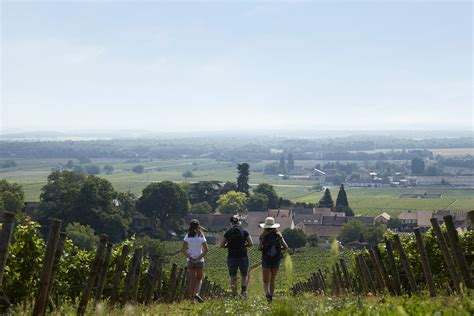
[190,201,212,214]
[182,170,194,178]
[132,165,144,174]
[65,222,99,251]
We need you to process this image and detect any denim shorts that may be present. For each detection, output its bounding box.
[187,261,204,269]
[227,257,249,277]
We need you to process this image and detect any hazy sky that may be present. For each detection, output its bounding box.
[1,1,472,133]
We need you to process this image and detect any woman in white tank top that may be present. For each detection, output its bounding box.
[181,219,208,302]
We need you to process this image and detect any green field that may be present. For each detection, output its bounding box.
[1,158,473,217]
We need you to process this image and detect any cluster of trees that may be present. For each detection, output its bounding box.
[186,163,279,214]
[411,158,444,176]
[339,220,386,246]
[264,153,295,175]
[321,149,434,161]
[436,156,474,169]
[37,171,135,242]
[0,179,24,214]
[1,160,17,168]
[317,185,353,216]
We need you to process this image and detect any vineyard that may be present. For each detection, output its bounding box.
[0,212,472,315]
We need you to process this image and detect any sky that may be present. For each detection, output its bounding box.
[1,1,472,133]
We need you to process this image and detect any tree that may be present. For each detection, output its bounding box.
[219,181,238,195]
[190,201,213,214]
[335,184,349,207]
[236,163,250,196]
[65,222,99,251]
[137,181,189,230]
[425,165,440,176]
[216,191,247,214]
[85,165,101,175]
[387,218,402,230]
[182,170,194,178]
[334,184,353,216]
[253,183,279,209]
[37,171,128,242]
[318,188,334,208]
[132,165,144,174]
[282,228,307,251]
[264,163,278,175]
[247,193,269,212]
[103,165,114,174]
[411,157,425,175]
[307,234,319,247]
[287,153,295,171]
[0,180,24,214]
[38,171,86,220]
[65,160,74,169]
[339,220,367,244]
[279,155,286,173]
[365,224,385,245]
[1,160,17,168]
[187,181,221,210]
[73,165,84,174]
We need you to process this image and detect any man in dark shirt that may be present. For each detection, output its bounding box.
[220,215,253,296]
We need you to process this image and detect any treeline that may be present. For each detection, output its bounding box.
[0,136,472,160]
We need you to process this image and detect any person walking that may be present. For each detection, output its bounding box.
[220,215,253,297]
[181,219,208,303]
[258,217,288,302]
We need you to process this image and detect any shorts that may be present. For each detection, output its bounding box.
[187,261,204,269]
[262,259,281,269]
[227,257,249,277]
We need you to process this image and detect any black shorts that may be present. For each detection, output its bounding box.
[227,257,249,277]
[262,259,281,269]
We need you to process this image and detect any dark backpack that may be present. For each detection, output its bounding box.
[262,232,283,265]
[226,227,247,257]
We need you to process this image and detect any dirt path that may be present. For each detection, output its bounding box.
[247,265,263,297]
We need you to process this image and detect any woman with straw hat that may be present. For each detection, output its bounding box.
[181,219,208,302]
[258,217,289,302]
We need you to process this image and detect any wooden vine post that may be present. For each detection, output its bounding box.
[430,217,461,292]
[77,234,108,316]
[384,238,402,295]
[373,246,394,294]
[95,242,113,303]
[339,258,352,291]
[393,234,418,293]
[368,249,385,291]
[0,212,15,286]
[33,218,62,316]
[413,228,436,297]
[123,247,143,304]
[45,232,67,312]
[443,215,473,289]
[110,244,130,304]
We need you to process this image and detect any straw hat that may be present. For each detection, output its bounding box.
[259,217,280,229]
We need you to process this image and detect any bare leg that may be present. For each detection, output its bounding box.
[270,268,279,296]
[188,268,196,297]
[262,268,271,296]
[195,268,203,295]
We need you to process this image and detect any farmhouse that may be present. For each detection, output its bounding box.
[398,210,433,232]
[184,214,229,232]
[375,212,391,224]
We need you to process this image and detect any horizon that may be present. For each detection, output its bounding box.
[1,1,473,132]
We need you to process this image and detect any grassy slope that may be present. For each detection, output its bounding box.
[10,294,474,315]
